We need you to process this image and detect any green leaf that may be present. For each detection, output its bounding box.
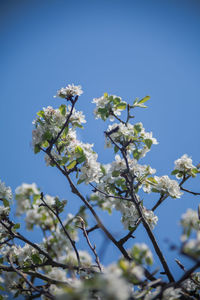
[112,170,120,177]
[42,140,49,148]
[114,145,119,153]
[33,194,40,204]
[67,160,77,170]
[59,104,66,116]
[191,168,199,177]
[73,122,83,128]
[0,258,4,264]
[34,144,40,154]
[13,291,20,298]
[116,102,127,110]
[113,97,121,105]
[133,149,140,160]
[13,223,20,230]
[100,165,106,176]
[63,126,69,137]
[37,110,45,118]
[43,131,52,141]
[3,199,9,208]
[75,146,84,155]
[134,124,142,133]
[60,157,68,166]
[77,178,85,185]
[77,155,86,164]
[146,256,153,266]
[138,96,150,104]
[147,177,158,184]
[171,170,179,175]
[31,254,42,265]
[144,139,153,149]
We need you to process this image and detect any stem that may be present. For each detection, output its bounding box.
[40,192,80,266]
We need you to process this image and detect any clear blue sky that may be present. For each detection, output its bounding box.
[1,0,200,280]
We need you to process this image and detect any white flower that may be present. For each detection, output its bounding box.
[143,208,158,230]
[153,175,182,198]
[48,268,67,282]
[182,277,197,292]
[0,206,10,216]
[130,243,153,265]
[92,94,126,122]
[183,236,200,258]
[174,154,195,172]
[0,180,12,201]
[15,183,40,215]
[173,154,197,178]
[162,287,182,299]
[45,149,62,166]
[105,122,157,156]
[55,84,83,98]
[181,209,199,231]
[66,250,92,267]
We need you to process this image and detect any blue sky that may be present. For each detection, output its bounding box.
[1,0,200,280]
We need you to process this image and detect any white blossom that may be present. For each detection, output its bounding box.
[48,268,67,282]
[162,287,182,299]
[15,183,40,215]
[174,154,195,173]
[0,180,12,201]
[152,175,182,198]
[181,209,199,232]
[92,93,126,122]
[143,208,158,230]
[55,84,83,98]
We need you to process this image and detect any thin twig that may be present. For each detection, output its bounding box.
[40,192,80,266]
[180,187,200,196]
[78,217,102,272]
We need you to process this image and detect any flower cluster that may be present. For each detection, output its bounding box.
[105,122,158,159]
[182,273,200,293]
[145,175,182,198]
[32,104,86,151]
[15,183,67,230]
[91,155,158,229]
[55,84,83,99]
[180,208,199,238]
[1,85,200,299]
[93,93,127,121]
[0,243,40,267]
[172,154,198,178]
[129,243,153,266]
[0,179,12,202]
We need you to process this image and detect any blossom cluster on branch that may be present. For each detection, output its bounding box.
[0,84,200,299]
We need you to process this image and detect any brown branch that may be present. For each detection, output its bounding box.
[46,96,78,154]
[86,224,99,234]
[8,254,55,300]
[40,192,80,266]
[78,217,102,272]
[180,187,200,196]
[105,133,174,282]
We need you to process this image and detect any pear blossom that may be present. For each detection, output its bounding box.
[93,93,126,122]
[152,175,182,198]
[174,154,195,172]
[0,180,12,201]
[180,209,199,232]
[55,84,83,98]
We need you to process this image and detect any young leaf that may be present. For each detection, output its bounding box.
[59,104,66,116]
[144,139,153,149]
[67,160,77,170]
[138,96,150,104]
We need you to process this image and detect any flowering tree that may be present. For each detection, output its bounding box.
[0,84,200,299]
